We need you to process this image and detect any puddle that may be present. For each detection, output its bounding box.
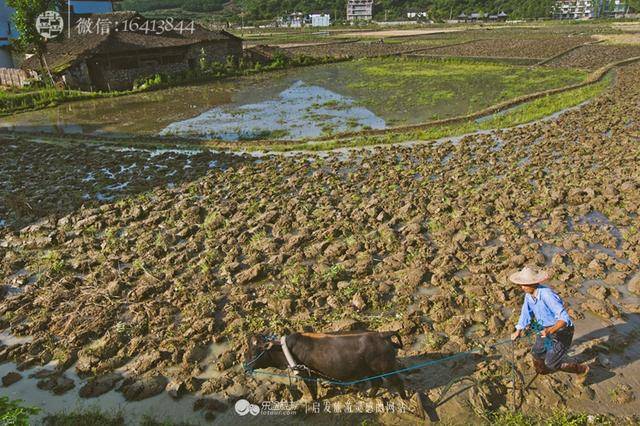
[540,243,566,264]
[589,244,626,261]
[2,269,39,296]
[0,331,34,346]
[0,58,583,143]
[0,361,207,425]
[416,286,441,297]
[578,210,623,244]
[160,81,385,141]
[454,269,472,279]
[464,323,486,339]
[196,341,232,380]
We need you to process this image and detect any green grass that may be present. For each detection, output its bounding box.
[0,87,123,116]
[489,409,617,426]
[0,397,40,426]
[329,57,587,122]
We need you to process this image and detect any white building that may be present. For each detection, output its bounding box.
[406,11,428,19]
[310,13,330,27]
[347,0,373,21]
[604,0,629,17]
[554,0,628,19]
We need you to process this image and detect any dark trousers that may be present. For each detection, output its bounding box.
[531,325,574,371]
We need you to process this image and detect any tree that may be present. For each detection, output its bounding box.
[627,0,640,12]
[6,0,59,81]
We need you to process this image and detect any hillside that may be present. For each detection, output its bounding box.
[119,0,559,21]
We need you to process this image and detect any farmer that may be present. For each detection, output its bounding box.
[509,266,589,384]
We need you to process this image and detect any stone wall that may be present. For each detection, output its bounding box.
[62,61,92,90]
[78,38,243,91]
[101,61,190,91]
[187,39,243,65]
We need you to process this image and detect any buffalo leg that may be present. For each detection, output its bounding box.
[301,376,318,401]
[368,378,383,397]
[385,375,407,399]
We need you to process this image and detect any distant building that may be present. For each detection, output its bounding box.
[347,0,373,21]
[553,0,628,19]
[0,0,18,67]
[21,12,243,90]
[310,13,330,27]
[601,0,628,17]
[554,0,596,18]
[488,11,508,21]
[276,12,303,28]
[289,12,303,28]
[406,11,428,20]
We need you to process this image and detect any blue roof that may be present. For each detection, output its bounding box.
[68,0,114,14]
[0,0,19,46]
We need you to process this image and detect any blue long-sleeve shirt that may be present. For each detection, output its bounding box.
[515,286,573,330]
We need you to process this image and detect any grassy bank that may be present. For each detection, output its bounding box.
[0,88,124,117]
[490,409,622,426]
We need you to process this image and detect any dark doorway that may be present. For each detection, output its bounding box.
[86,59,108,91]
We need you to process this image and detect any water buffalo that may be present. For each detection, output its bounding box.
[245,330,407,400]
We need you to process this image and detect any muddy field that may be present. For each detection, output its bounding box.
[421,37,593,60]
[2,23,640,425]
[547,44,640,69]
[1,55,640,423]
[284,40,438,59]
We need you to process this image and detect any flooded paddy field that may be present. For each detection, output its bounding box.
[1,58,586,142]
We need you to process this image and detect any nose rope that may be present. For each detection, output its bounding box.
[243,350,266,370]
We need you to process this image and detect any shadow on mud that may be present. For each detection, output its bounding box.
[275,351,493,422]
[572,313,640,385]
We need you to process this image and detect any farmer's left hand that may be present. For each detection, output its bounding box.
[540,327,552,338]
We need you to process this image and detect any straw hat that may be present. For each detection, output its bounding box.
[508,266,550,286]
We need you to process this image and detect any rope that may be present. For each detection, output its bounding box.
[530,320,554,350]
[244,338,518,387]
[242,327,549,389]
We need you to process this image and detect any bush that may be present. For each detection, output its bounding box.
[0,397,40,426]
[490,410,616,426]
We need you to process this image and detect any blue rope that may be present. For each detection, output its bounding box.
[243,328,550,387]
[244,338,515,387]
[530,320,554,350]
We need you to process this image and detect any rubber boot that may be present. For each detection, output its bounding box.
[532,357,550,375]
[559,362,590,385]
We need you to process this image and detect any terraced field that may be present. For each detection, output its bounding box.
[547,43,640,69]
[420,37,593,60]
